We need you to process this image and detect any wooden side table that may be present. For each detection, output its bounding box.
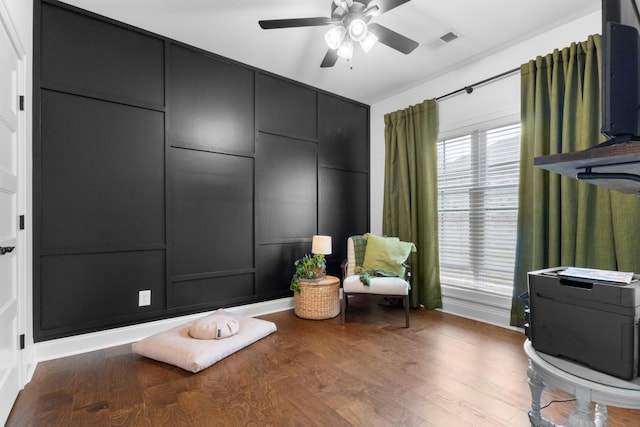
[294,275,340,320]
[524,339,640,427]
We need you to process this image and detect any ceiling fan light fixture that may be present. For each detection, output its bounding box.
[324,25,347,49]
[258,0,418,68]
[348,17,368,41]
[333,0,352,12]
[363,5,380,16]
[337,37,353,59]
[360,31,378,52]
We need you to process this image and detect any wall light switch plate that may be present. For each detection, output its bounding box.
[139,289,151,307]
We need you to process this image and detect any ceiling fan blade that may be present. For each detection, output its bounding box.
[259,17,333,29]
[320,49,339,68]
[367,23,419,54]
[370,0,411,15]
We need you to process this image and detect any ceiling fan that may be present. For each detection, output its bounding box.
[258,0,419,68]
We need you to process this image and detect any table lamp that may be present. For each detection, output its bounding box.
[311,235,332,276]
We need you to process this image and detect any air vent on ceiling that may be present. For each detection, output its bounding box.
[426,30,461,50]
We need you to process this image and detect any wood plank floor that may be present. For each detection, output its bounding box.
[7,298,640,426]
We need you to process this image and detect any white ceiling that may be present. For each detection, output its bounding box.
[58,0,601,105]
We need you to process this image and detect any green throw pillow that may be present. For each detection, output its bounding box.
[362,233,415,277]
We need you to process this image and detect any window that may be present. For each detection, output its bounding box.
[437,123,520,296]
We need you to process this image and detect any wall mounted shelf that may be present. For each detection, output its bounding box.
[534,140,640,194]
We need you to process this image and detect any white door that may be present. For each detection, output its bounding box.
[0,1,23,423]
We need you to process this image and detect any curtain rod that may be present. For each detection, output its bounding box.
[435,66,520,101]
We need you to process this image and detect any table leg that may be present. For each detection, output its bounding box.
[567,389,595,427]
[594,403,607,427]
[528,361,546,426]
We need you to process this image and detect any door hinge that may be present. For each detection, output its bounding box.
[19,334,25,350]
[19,215,25,230]
[19,95,24,111]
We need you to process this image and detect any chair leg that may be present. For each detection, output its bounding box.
[404,294,410,328]
[341,293,347,324]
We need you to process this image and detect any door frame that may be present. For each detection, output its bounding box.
[0,0,33,395]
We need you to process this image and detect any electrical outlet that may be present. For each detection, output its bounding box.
[138,289,151,307]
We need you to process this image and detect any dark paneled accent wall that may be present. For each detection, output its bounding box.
[166,43,256,311]
[40,2,164,107]
[318,94,370,275]
[168,44,255,154]
[34,0,369,341]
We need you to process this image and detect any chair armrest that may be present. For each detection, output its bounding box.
[341,259,348,280]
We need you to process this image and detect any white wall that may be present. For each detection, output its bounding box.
[369,11,601,327]
[370,10,601,234]
[3,0,31,44]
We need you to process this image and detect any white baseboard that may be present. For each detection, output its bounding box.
[21,346,37,387]
[440,284,522,332]
[33,297,294,363]
[30,289,521,370]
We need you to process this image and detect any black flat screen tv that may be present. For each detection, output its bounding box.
[602,0,640,142]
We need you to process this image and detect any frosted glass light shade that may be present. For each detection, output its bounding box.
[325,26,347,50]
[311,235,332,255]
[337,38,353,59]
[348,18,368,42]
[360,31,378,52]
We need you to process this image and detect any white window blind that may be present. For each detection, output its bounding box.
[437,123,520,295]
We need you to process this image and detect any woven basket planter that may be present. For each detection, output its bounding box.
[294,276,340,320]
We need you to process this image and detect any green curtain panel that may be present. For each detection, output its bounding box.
[383,99,442,309]
[511,34,640,327]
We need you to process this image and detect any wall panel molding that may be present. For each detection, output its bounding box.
[34,0,370,341]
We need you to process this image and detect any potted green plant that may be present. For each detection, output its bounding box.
[290,253,327,293]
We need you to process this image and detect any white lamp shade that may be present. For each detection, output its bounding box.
[311,235,332,255]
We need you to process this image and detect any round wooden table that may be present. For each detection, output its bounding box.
[524,339,640,427]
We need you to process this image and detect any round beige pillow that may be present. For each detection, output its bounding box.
[189,315,240,340]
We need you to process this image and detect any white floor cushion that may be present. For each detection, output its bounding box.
[132,309,277,373]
